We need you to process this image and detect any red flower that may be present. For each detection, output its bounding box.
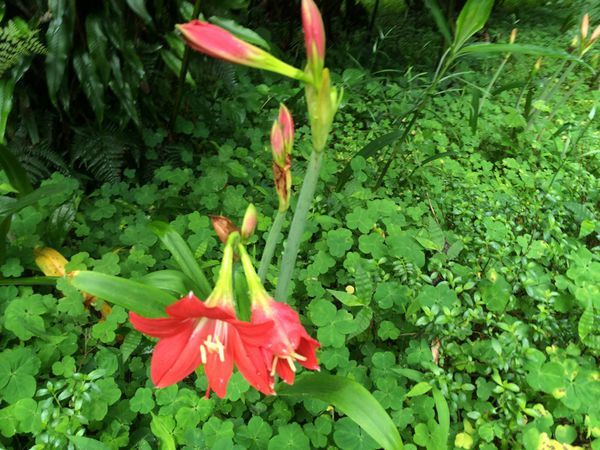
[130,293,274,398]
[251,298,320,384]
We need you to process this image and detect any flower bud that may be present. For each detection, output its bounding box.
[241,204,258,240]
[278,104,294,150]
[273,157,292,212]
[581,13,590,40]
[301,0,325,83]
[590,25,600,44]
[177,20,308,82]
[210,215,239,244]
[509,28,517,44]
[305,68,340,152]
[34,247,68,277]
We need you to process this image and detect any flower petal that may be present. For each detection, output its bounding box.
[296,336,320,371]
[235,318,274,347]
[276,357,296,385]
[204,332,234,398]
[166,294,234,321]
[150,320,206,388]
[231,331,274,396]
[129,312,189,338]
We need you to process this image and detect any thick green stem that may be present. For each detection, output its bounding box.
[274,151,323,302]
[258,209,287,283]
[169,0,202,130]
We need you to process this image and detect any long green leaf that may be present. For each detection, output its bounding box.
[279,373,403,450]
[432,388,450,448]
[453,0,494,50]
[70,271,175,317]
[149,221,212,298]
[424,0,452,46]
[0,182,70,221]
[458,43,583,61]
[45,0,75,106]
[0,144,32,195]
[126,0,154,26]
[0,78,15,144]
[0,276,59,286]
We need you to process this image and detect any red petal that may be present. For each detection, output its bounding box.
[235,319,274,347]
[129,312,189,338]
[150,322,206,387]
[166,294,234,321]
[276,357,296,385]
[296,336,320,371]
[231,331,274,396]
[204,326,234,398]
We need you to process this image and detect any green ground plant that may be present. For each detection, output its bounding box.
[0,0,598,449]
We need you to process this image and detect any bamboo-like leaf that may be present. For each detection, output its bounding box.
[424,0,452,46]
[126,0,153,26]
[279,373,403,450]
[432,388,450,447]
[0,79,15,145]
[70,271,175,317]
[453,0,494,50]
[149,221,212,298]
[458,43,582,61]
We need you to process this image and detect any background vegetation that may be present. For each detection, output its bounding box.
[0,0,598,449]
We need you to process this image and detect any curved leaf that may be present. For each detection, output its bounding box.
[149,221,212,298]
[279,373,403,450]
[0,182,70,221]
[424,0,452,46]
[137,270,194,297]
[458,43,582,61]
[0,144,32,195]
[69,271,176,317]
[453,0,494,50]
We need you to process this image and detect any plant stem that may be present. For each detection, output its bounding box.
[274,150,323,302]
[527,60,575,127]
[169,0,202,130]
[258,209,287,282]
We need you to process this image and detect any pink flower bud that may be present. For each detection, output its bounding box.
[241,204,258,240]
[302,0,325,72]
[177,20,308,82]
[278,104,295,149]
[270,121,285,165]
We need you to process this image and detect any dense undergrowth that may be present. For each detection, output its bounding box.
[1,1,599,449]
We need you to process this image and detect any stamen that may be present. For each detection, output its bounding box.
[218,343,225,362]
[290,351,307,361]
[286,356,297,373]
[271,357,278,376]
[200,344,207,364]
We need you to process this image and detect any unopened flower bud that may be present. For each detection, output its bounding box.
[509,28,517,44]
[241,204,258,240]
[302,0,325,84]
[581,14,589,40]
[273,157,292,212]
[210,215,239,244]
[278,104,294,150]
[590,25,600,44]
[270,122,285,165]
[177,20,308,82]
[534,57,543,72]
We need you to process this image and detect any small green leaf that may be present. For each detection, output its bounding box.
[406,382,432,397]
[150,413,176,450]
[68,436,111,450]
[279,373,403,450]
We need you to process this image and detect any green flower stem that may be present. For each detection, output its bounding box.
[275,150,323,302]
[258,209,287,283]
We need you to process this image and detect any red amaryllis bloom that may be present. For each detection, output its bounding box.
[130,293,274,398]
[177,20,308,82]
[252,298,320,384]
[238,245,320,384]
[301,0,325,75]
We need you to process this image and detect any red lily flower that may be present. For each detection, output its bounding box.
[239,245,320,384]
[130,293,273,397]
[129,239,274,398]
[251,298,320,384]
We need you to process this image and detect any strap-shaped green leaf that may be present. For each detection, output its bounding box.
[0,182,70,221]
[424,0,452,46]
[458,43,583,61]
[137,269,195,297]
[149,221,212,298]
[453,0,494,50]
[279,373,403,450]
[70,271,176,318]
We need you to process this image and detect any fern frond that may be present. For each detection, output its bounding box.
[0,19,46,77]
